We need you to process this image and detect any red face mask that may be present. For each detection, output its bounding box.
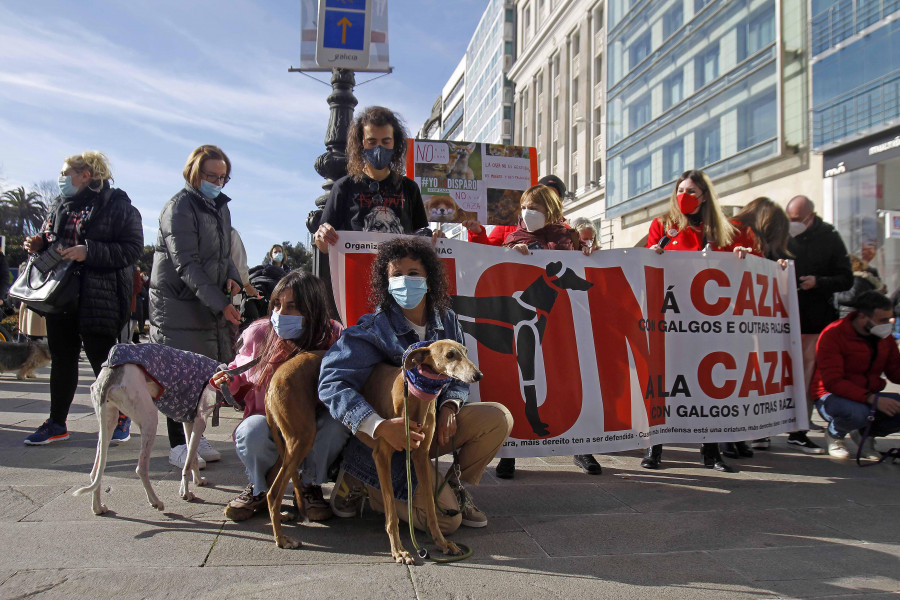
[676,192,701,215]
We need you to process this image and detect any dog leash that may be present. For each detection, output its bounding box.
[210,357,261,427]
[403,378,473,563]
[855,395,900,467]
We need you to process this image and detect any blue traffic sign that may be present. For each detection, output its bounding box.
[324,0,367,9]
[322,9,366,51]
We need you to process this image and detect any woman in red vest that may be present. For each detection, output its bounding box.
[643,170,754,472]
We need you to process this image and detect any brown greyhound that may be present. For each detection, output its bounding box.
[264,350,325,549]
[262,340,482,564]
[362,339,482,564]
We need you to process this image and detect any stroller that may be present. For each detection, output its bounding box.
[241,264,288,327]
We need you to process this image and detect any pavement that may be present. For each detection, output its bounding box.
[2,359,900,600]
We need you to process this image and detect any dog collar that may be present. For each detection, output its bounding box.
[403,341,453,401]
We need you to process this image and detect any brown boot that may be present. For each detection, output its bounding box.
[224,483,267,522]
[295,483,333,521]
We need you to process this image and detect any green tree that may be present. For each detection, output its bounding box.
[0,187,46,236]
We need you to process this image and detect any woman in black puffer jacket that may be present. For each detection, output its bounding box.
[149,145,242,466]
[23,151,143,446]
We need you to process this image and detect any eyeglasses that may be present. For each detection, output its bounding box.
[200,170,231,185]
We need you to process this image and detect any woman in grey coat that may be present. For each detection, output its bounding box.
[149,144,242,468]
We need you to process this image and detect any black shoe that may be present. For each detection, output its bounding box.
[734,441,754,458]
[701,443,735,472]
[640,445,662,469]
[720,442,739,459]
[573,454,602,475]
[495,457,515,479]
[786,432,826,455]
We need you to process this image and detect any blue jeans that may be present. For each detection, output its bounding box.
[816,392,900,438]
[233,411,350,492]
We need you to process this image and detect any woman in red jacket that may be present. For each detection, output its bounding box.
[643,170,754,473]
[493,184,602,479]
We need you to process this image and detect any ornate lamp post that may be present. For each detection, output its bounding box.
[306,67,358,282]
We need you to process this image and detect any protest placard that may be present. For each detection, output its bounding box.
[330,231,809,457]
[406,139,538,226]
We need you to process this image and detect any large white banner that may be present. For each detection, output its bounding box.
[331,232,809,457]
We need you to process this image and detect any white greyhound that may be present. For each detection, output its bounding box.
[74,361,220,515]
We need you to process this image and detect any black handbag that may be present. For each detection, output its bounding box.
[9,245,82,314]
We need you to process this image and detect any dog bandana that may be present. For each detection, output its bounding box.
[104,344,222,423]
[402,341,453,401]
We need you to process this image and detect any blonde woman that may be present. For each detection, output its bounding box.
[643,169,754,472]
[149,144,242,468]
[23,151,143,445]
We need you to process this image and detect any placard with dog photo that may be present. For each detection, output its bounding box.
[330,231,809,458]
[407,139,537,225]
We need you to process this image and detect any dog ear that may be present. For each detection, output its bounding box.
[546,261,562,277]
[403,347,431,370]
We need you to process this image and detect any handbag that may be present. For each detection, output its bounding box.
[9,244,82,315]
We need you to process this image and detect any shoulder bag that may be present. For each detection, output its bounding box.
[9,244,82,315]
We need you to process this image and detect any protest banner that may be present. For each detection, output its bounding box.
[406,139,538,226]
[331,231,809,457]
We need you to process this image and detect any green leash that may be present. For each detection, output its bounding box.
[404,379,473,563]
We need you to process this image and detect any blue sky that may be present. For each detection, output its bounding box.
[0,1,485,264]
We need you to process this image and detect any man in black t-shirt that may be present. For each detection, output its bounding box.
[315,106,430,253]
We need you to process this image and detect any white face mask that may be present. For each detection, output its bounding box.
[521,209,546,232]
[789,221,807,237]
[869,320,894,339]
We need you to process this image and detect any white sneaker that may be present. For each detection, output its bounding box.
[850,430,881,460]
[825,431,850,459]
[169,444,206,470]
[197,437,221,462]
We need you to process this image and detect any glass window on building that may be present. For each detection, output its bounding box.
[572,76,580,104]
[573,31,581,55]
[663,70,684,110]
[663,139,684,182]
[695,43,719,88]
[738,91,777,150]
[739,5,775,61]
[694,0,713,14]
[695,121,721,166]
[663,3,683,39]
[628,156,652,196]
[506,8,514,22]
[629,31,651,69]
[629,92,651,131]
[593,5,604,34]
[831,163,900,299]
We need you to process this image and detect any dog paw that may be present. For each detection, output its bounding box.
[279,510,297,523]
[93,504,108,515]
[182,491,195,502]
[196,476,208,487]
[276,536,302,549]
[151,500,165,511]
[440,541,462,556]
[392,549,415,565]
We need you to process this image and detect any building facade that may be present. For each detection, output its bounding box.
[466,0,517,145]
[510,0,609,244]
[605,0,822,247]
[813,0,900,296]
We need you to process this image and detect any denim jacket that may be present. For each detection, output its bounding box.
[318,301,469,434]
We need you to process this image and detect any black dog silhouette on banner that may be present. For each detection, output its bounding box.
[452,261,594,436]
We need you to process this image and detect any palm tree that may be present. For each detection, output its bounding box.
[0,187,47,236]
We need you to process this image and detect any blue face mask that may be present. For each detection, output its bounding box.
[388,276,428,310]
[270,312,304,340]
[199,179,223,199]
[362,145,393,171]
[58,175,79,198]
[272,252,284,263]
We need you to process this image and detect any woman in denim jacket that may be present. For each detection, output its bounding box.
[318,236,512,533]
